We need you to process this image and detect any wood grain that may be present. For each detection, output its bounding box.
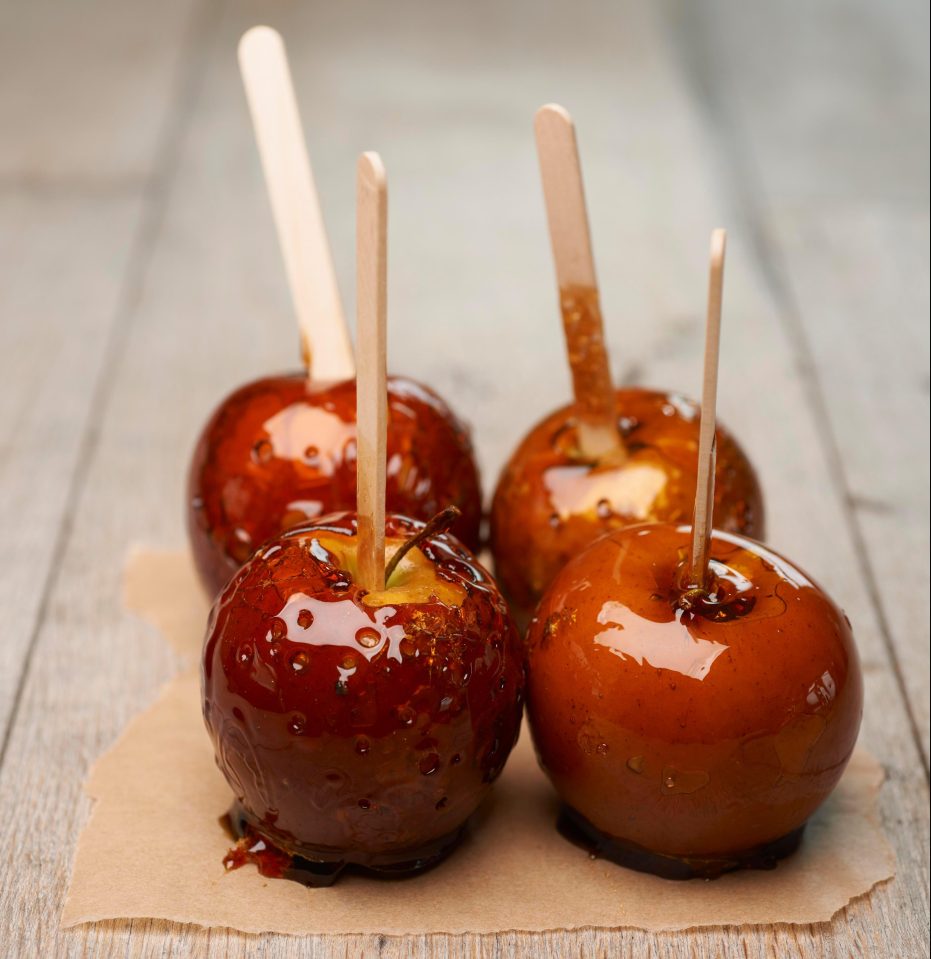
[665,0,931,768]
[0,192,143,737]
[769,210,931,764]
[0,0,926,956]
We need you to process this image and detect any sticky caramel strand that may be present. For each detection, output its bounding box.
[383,506,461,585]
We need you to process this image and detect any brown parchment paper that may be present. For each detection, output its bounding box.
[62,549,895,935]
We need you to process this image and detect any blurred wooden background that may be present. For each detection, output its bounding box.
[0,0,927,956]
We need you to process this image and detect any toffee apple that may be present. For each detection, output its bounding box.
[203,508,523,884]
[490,386,762,619]
[188,374,482,595]
[203,151,523,885]
[490,106,762,620]
[525,522,862,877]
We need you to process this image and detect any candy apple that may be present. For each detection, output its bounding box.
[188,373,482,596]
[491,109,764,622]
[525,522,862,878]
[490,388,763,619]
[202,510,524,885]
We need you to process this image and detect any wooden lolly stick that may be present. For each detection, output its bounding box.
[689,229,727,589]
[355,152,388,592]
[238,26,355,383]
[534,104,620,460]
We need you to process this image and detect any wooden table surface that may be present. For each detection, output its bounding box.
[1,0,928,956]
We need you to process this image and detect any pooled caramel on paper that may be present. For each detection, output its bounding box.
[62,549,895,935]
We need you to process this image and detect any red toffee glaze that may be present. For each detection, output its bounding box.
[526,523,862,874]
[490,389,764,620]
[203,511,524,874]
[188,373,482,596]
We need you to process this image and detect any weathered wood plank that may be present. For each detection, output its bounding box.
[0,190,143,737]
[0,0,211,743]
[769,209,931,765]
[0,0,202,183]
[664,0,931,763]
[0,1,926,957]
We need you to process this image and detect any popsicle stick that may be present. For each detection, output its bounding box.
[355,152,388,592]
[534,104,620,460]
[689,229,727,589]
[238,26,355,383]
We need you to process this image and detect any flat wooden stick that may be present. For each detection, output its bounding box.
[355,152,388,592]
[238,26,355,383]
[534,104,620,460]
[689,229,727,589]
[384,506,460,584]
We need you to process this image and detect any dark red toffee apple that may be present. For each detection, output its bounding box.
[526,231,862,878]
[490,107,762,620]
[187,373,482,596]
[203,509,524,884]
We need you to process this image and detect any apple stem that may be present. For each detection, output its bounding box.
[535,104,623,462]
[688,229,727,592]
[383,507,462,586]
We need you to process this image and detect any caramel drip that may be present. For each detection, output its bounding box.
[560,285,621,460]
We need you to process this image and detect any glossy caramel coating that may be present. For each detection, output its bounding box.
[490,389,764,619]
[202,511,524,878]
[526,524,862,874]
[188,373,482,596]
